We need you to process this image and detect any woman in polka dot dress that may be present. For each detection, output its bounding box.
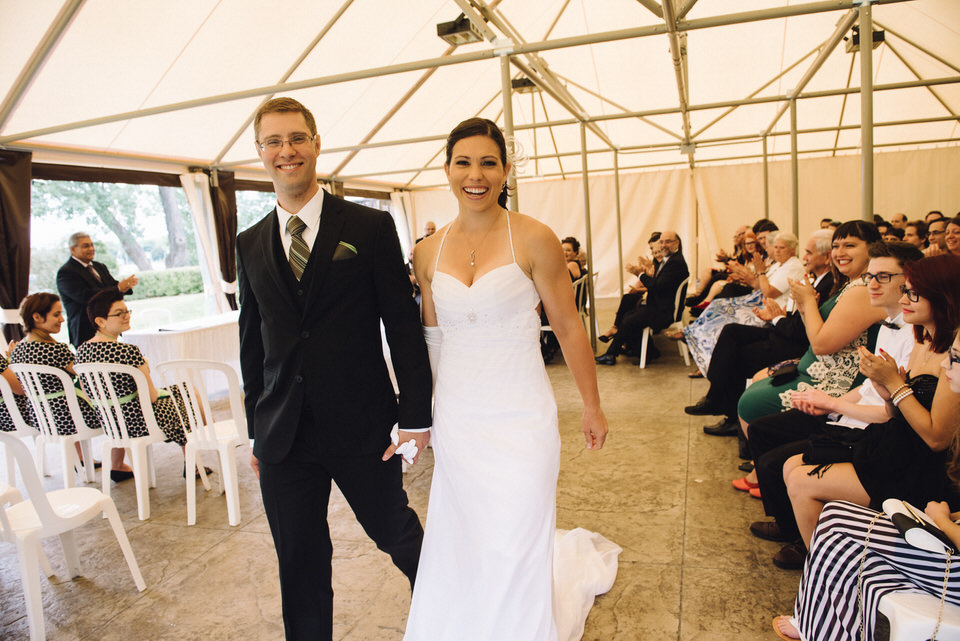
[75,289,191,453]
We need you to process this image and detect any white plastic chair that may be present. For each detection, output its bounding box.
[74,361,183,521]
[154,359,246,526]
[0,372,44,485]
[0,431,146,641]
[638,276,690,369]
[878,591,960,641]
[10,363,103,488]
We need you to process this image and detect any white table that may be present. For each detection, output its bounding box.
[123,311,242,393]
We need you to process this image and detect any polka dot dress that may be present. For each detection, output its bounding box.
[75,341,189,446]
[9,340,101,436]
[0,355,31,432]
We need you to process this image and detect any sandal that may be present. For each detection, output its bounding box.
[772,615,801,641]
[687,370,703,378]
[732,477,759,492]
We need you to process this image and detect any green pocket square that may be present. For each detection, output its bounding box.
[333,241,358,261]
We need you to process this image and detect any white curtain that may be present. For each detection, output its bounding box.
[179,172,230,314]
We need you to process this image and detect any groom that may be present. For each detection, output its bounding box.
[236,97,433,641]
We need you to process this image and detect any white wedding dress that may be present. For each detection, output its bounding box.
[403,214,620,641]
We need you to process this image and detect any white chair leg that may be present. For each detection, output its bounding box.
[195,450,211,491]
[34,436,46,478]
[59,443,76,489]
[220,445,241,526]
[130,446,151,521]
[185,445,197,525]
[4,445,14,486]
[638,328,650,369]
[100,440,113,501]
[678,340,691,367]
[101,498,146,591]
[58,530,82,578]
[147,445,157,489]
[17,537,46,641]
[79,439,96,483]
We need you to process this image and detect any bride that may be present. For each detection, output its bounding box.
[402,118,612,641]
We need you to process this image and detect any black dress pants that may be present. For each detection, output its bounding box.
[749,409,831,540]
[259,404,424,641]
[705,323,805,419]
[603,305,667,357]
[612,291,644,328]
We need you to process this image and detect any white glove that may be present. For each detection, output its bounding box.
[390,425,419,464]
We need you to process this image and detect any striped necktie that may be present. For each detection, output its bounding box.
[286,216,309,280]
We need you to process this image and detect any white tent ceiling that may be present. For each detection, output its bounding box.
[1,0,958,191]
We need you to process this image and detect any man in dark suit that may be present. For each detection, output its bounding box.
[685,229,835,435]
[595,230,689,365]
[236,97,432,641]
[56,233,137,346]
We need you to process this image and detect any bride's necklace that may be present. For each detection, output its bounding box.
[458,209,503,267]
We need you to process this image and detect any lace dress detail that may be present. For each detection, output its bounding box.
[778,280,871,410]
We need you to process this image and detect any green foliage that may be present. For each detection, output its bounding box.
[127,267,203,300]
[237,190,276,233]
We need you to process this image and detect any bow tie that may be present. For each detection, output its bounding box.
[881,320,902,330]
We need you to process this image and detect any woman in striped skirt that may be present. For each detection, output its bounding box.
[774,329,960,641]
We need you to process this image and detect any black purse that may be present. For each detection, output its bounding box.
[801,428,864,465]
[770,362,799,386]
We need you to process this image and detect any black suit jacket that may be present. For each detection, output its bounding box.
[56,258,124,347]
[236,193,432,464]
[639,252,689,329]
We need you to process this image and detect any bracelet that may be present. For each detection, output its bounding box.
[757,271,767,276]
[888,383,910,398]
[892,388,914,407]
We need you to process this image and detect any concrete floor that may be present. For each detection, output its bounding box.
[0,298,799,640]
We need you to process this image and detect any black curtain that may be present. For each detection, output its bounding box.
[207,170,238,310]
[0,151,32,341]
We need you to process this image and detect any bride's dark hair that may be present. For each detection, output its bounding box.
[445,117,513,208]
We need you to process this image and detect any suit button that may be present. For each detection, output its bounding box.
[297,289,304,296]
[294,375,303,383]
[300,331,309,339]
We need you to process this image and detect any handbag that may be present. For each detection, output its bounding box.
[770,362,799,386]
[801,429,863,465]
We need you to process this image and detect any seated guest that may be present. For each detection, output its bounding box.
[685,230,759,313]
[595,231,688,365]
[773,325,960,641]
[685,225,749,308]
[819,218,834,230]
[881,226,904,242]
[735,221,885,428]
[703,220,778,305]
[926,210,945,223]
[903,219,928,249]
[561,236,584,281]
[599,232,661,343]
[782,254,960,549]
[75,289,192,458]
[944,215,960,257]
[926,217,947,255]
[743,242,923,568]
[684,231,805,376]
[0,344,30,432]
[687,230,834,436]
[8,293,122,478]
[889,212,908,229]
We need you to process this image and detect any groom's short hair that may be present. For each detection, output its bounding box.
[253,97,318,141]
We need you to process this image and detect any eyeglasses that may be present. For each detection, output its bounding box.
[860,272,903,284]
[900,286,920,303]
[949,346,960,368]
[107,309,132,318]
[256,134,316,152]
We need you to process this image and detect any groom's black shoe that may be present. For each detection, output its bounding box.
[595,354,617,366]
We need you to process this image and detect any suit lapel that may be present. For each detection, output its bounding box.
[255,210,299,313]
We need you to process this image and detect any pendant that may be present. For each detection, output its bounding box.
[470,249,476,267]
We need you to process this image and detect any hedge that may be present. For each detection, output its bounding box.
[127,266,204,300]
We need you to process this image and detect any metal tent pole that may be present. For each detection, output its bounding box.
[762,135,770,220]
[860,2,875,222]
[790,98,800,235]
[614,153,624,296]
[580,122,597,349]
[500,54,519,211]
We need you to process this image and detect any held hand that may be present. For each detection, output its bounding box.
[250,453,260,479]
[382,429,431,465]
[790,389,833,416]
[582,407,608,450]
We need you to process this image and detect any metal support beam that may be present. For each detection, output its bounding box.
[0,0,914,146]
[580,122,597,350]
[875,21,960,76]
[500,55,519,211]
[0,0,86,131]
[764,9,858,136]
[636,0,664,19]
[213,0,355,164]
[885,41,960,121]
[662,0,694,167]
[676,0,699,20]
[790,98,799,235]
[833,53,857,156]
[613,153,625,296]
[860,2,875,222]
[762,135,770,220]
